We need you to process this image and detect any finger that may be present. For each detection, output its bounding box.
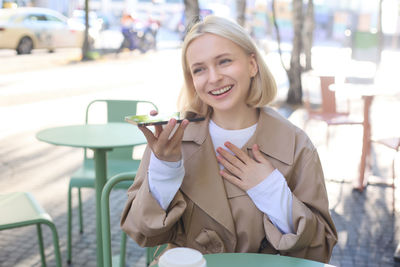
[217,146,246,169]
[138,125,157,146]
[216,154,242,178]
[219,169,244,189]
[169,119,189,147]
[154,124,163,137]
[224,142,252,165]
[252,144,267,163]
[158,118,177,143]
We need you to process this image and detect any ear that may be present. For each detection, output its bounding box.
[249,53,258,78]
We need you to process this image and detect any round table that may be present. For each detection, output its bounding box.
[155,253,334,267]
[36,122,146,267]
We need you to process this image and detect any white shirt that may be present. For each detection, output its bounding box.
[148,120,294,234]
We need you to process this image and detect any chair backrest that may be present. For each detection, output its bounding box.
[101,172,166,267]
[319,76,336,114]
[101,172,135,267]
[84,100,158,160]
[302,72,338,114]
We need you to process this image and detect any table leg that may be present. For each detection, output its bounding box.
[93,149,108,267]
[355,96,374,192]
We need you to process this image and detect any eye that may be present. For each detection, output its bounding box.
[219,58,232,65]
[192,67,204,75]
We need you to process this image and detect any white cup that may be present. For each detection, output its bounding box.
[158,247,207,267]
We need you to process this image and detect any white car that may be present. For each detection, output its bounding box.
[0,7,91,54]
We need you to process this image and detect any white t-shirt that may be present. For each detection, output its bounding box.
[148,120,294,234]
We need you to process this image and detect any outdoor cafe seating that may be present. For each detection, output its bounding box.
[101,172,166,267]
[0,192,62,267]
[66,99,158,263]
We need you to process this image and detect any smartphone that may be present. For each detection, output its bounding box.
[125,112,205,126]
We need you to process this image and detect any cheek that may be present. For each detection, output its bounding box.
[192,76,206,94]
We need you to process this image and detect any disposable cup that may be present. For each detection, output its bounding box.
[158,247,207,267]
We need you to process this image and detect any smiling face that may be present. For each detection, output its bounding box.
[185,33,258,117]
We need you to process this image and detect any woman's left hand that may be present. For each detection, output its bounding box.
[216,142,275,191]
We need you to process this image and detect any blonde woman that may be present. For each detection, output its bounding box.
[121,15,337,263]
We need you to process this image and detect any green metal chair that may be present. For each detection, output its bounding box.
[0,192,62,267]
[67,99,158,263]
[101,172,167,267]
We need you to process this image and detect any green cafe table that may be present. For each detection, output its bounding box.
[156,253,335,267]
[36,122,146,267]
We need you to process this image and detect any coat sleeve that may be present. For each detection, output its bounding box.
[262,146,338,263]
[120,146,187,247]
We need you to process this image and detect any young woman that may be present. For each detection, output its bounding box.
[121,15,337,263]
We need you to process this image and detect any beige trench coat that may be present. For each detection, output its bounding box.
[121,107,337,263]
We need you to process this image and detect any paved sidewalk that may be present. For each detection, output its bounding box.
[1,95,400,267]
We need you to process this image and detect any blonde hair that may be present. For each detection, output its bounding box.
[178,15,277,117]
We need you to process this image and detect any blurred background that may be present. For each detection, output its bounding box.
[1,0,400,267]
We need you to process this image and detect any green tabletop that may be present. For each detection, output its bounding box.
[36,122,145,267]
[36,123,146,149]
[155,253,335,267]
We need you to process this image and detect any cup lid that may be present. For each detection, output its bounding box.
[159,247,206,267]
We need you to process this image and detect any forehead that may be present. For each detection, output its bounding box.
[186,33,244,65]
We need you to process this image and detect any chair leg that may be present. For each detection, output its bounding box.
[36,224,46,267]
[326,124,330,148]
[44,221,62,267]
[119,232,127,267]
[393,157,396,214]
[67,184,73,264]
[78,188,83,233]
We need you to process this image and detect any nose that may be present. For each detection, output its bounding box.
[208,67,222,83]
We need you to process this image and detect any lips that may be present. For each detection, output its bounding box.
[209,85,233,96]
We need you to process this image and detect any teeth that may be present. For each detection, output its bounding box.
[210,86,232,96]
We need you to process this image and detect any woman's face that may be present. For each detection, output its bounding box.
[186,33,258,115]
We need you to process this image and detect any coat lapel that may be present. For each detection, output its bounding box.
[245,107,295,166]
[181,117,236,237]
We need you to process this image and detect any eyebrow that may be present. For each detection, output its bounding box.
[190,53,233,69]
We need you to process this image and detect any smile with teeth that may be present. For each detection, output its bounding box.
[210,85,233,96]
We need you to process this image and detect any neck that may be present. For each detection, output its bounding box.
[211,107,259,130]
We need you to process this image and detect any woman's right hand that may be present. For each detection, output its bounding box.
[137,110,189,162]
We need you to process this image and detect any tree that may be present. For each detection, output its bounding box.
[81,0,91,61]
[272,0,315,105]
[302,0,314,71]
[183,0,200,29]
[236,0,247,27]
[376,0,384,64]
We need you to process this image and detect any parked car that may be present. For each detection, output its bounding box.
[0,7,92,54]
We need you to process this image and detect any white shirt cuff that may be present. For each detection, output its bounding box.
[148,152,185,210]
[247,169,294,234]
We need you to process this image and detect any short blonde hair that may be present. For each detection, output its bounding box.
[178,15,277,117]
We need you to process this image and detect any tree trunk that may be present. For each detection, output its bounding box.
[302,0,314,71]
[271,0,287,72]
[236,0,247,27]
[286,0,304,104]
[183,0,200,29]
[81,0,90,61]
[272,0,305,105]
[376,0,384,64]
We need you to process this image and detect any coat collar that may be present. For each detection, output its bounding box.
[245,107,295,165]
[182,107,295,165]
